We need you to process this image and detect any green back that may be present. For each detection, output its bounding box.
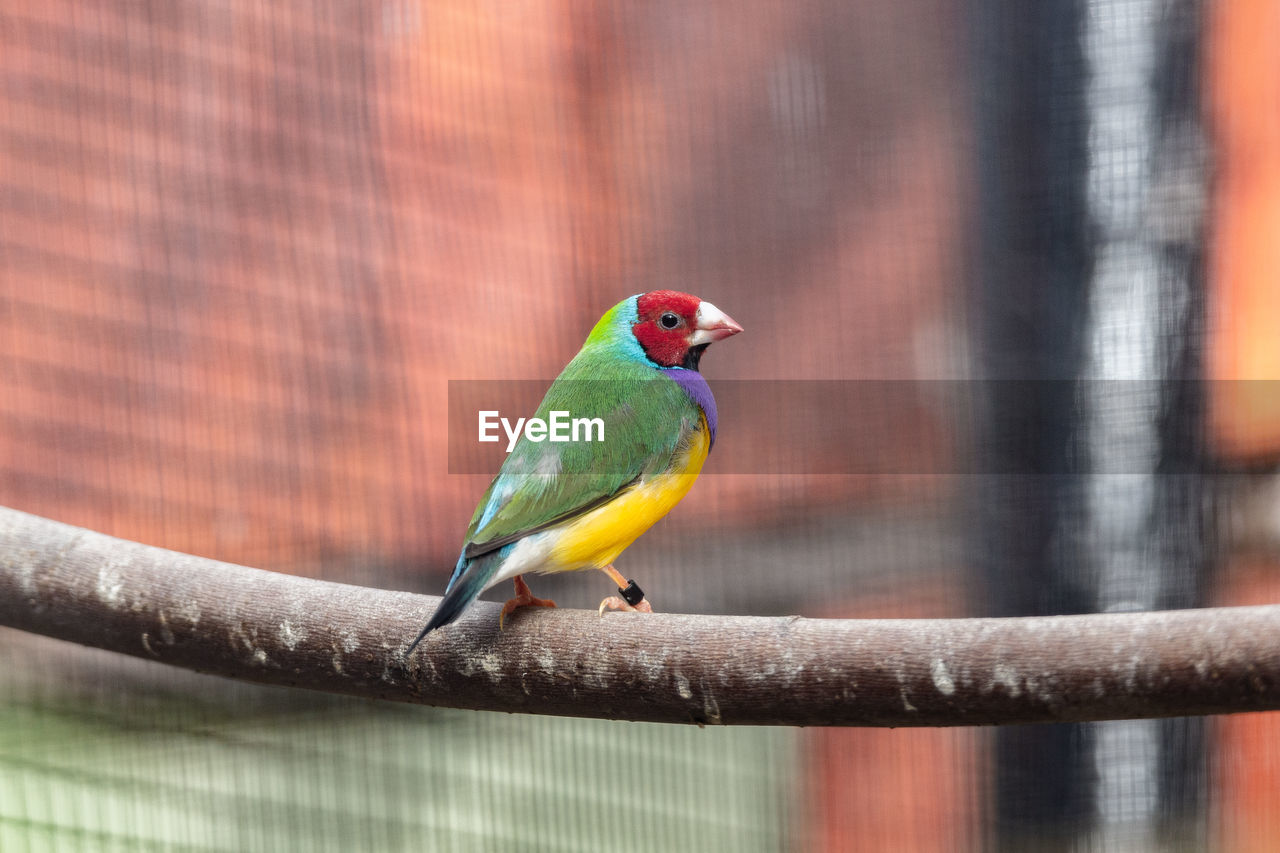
[464,344,701,555]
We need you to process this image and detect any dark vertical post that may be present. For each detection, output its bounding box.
[971,0,1094,848]
[1149,4,1211,846]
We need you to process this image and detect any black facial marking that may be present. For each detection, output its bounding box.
[682,344,708,371]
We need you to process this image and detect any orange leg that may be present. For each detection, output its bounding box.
[597,565,654,615]
[498,575,557,630]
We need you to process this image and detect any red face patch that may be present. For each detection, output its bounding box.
[633,290,702,367]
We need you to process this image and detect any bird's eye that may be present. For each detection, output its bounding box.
[659,312,680,330]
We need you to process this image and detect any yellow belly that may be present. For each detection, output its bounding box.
[546,417,710,571]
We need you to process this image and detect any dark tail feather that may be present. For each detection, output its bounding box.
[405,557,494,655]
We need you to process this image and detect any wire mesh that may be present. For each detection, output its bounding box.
[1,0,1277,850]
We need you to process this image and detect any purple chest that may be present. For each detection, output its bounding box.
[661,368,718,447]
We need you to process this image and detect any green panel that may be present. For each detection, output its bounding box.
[0,632,795,853]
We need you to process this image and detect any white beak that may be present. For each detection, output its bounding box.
[689,300,744,346]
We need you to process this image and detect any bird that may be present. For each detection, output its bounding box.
[407,290,742,652]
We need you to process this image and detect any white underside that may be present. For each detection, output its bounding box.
[483,532,556,593]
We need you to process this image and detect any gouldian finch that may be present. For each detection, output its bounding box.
[408,291,742,650]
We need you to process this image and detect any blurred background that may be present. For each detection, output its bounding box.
[2,0,1280,850]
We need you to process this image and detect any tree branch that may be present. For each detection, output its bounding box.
[1,506,1278,726]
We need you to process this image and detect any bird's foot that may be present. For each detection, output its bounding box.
[596,565,653,615]
[498,575,556,630]
[597,595,654,615]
